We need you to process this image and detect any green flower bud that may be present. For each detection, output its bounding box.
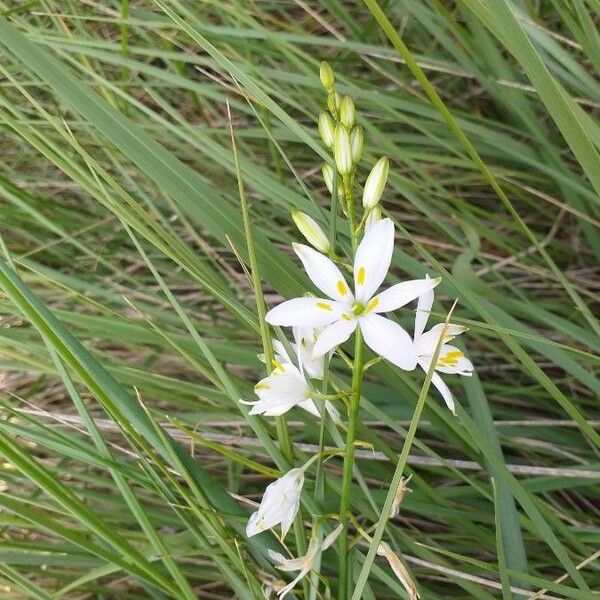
[350,125,364,163]
[362,156,389,209]
[322,163,344,199]
[318,112,335,148]
[339,96,355,128]
[320,61,335,90]
[333,125,353,175]
[327,90,341,117]
[292,210,331,253]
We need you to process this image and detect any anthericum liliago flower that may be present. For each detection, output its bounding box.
[266,218,440,370]
[246,468,304,539]
[246,328,340,420]
[268,524,343,598]
[414,276,474,414]
[241,359,310,417]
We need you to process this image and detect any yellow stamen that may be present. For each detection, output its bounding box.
[365,296,379,313]
[337,279,348,296]
[437,350,464,367]
[254,382,270,391]
[316,301,333,311]
[271,359,285,372]
[341,313,352,321]
[357,266,366,285]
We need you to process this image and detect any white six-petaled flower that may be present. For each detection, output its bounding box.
[268,524,343,598]
[246,468,304,539]
[241,360,310,417]
[414,276,474,414]
[266,218,440,370]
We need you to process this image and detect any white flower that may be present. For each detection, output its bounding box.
[414,277,474,414]
[266,218,440,370]
[272,330,340,422]
[241,361,311,417]
[268,524,343,598]
[246,468,304,539]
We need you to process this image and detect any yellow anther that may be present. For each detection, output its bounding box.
[365,296,379,313]
[341,313,352,321]
[271,359,285,372]
[316,301,333,311]
[357,266,366,285]
[437,350,463,367]
[254,382,270,391]
[337,279,348,296]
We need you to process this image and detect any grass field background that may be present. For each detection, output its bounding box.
[0,1,598,598]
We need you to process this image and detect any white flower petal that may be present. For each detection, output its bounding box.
[414,274,434,342]
[297,399,320,417]
[298,399,341,424]
[293,243,353,303]
[266,297,344,327]
[247,470,304,539]
[359,313,417,370]
[372,277,440,314]
[312,318,357,358]
[293,327,325,380]
[321,524,343,551]
[246,511,265,537]
[417,324,467,356]
[430,371,456,414]
[273,339,291,364]
[353,218,395,302]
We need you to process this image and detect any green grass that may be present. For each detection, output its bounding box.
[0,1,598,598]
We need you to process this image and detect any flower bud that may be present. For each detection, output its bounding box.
[339,96,355,128]
[322,164,344,199]
[291,211,330,253]
[350,125,364,163]
[333,125,353,175]
[318,112,335,148]
[364,206,381,233]
[362,156,389,209]
[327,90,341,117]
[319,61,335,90]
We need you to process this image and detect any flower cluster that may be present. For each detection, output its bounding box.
[241,62,474,598]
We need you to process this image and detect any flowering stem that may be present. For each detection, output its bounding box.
[338,326,364,599]
[343,174,357,253]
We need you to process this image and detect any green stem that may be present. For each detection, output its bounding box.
[338,327,364,600]
[344,174,357,253]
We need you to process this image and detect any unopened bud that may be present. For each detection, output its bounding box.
[333,126,353,175]
[350,125,364,163]
[362,156,389,209]
[327,90,341,117]
[339,96,355,128]
[364,206,381,233]
[322,164,344,199]
[292,211,330,253]
[319,61,335,90]
[318,112,335,148]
